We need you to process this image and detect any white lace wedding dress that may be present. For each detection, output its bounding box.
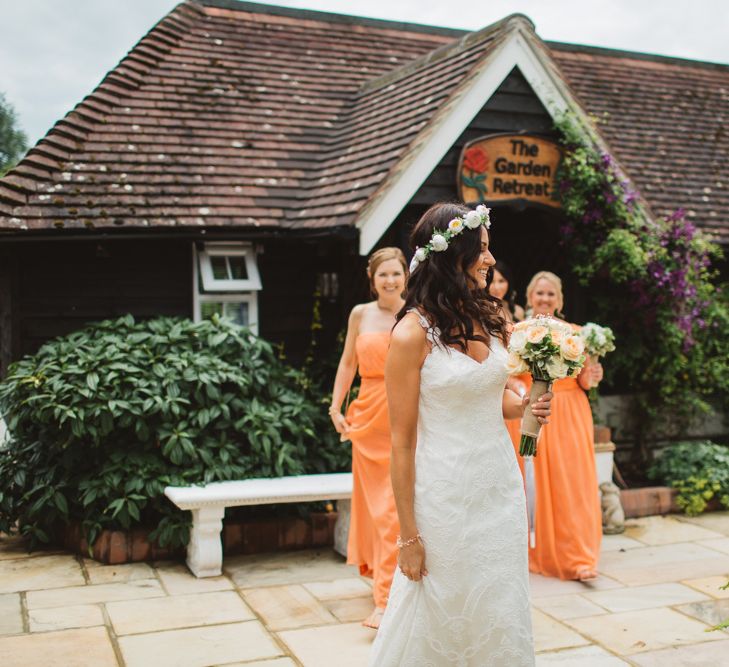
[369,314,534,666]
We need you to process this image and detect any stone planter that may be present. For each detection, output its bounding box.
[56,511,339,565]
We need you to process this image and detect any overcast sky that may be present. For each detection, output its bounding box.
[2,0,727,146]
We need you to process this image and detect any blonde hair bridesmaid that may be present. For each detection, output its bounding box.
[329,247,406,628]
[523,271,604,581]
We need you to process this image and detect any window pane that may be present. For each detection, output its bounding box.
[200,302,224,319]
[228,255,249,280]
[210,256,229,280]
[200,301,250,327]
[223,301,249,326]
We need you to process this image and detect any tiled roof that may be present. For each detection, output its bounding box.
[550,43,729,242]
[0,0,457,232]
[1,0,727,243]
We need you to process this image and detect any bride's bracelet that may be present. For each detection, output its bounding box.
[397,533,422,549]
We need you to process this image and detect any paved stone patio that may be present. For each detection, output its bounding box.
[1,512,728,666]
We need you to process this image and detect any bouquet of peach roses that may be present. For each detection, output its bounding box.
[506,315,586,456]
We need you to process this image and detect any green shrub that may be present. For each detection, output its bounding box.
[648,441,729,515]
[0,315,349,549]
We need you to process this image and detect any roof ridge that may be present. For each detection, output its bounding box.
[196,0,467,38]
[548,40,729,70]
[358,14,531,94]
[0,1,203,211]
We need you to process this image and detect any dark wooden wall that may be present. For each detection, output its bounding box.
[379,65,585,321]
[0,238,192,375]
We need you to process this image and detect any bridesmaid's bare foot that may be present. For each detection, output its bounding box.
[576,568,598,582]
[362,607,385,629]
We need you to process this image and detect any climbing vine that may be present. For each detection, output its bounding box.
[554,113,729,453]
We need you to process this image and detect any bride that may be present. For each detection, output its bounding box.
[369,202,551,666]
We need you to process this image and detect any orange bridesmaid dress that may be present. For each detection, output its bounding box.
[528,372,602,579]
[345,331,399,608]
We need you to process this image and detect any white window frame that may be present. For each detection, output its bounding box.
[198,242,262,291]
[193,243,260,334]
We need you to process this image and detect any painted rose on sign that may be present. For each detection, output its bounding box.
[460,146,489,201]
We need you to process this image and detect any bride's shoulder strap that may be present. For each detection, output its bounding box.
[405,308,439,345]
[406,308,430,330]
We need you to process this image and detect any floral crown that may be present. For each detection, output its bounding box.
[409,204,491,273]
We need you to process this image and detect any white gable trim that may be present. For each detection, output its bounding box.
[356,20,597,255]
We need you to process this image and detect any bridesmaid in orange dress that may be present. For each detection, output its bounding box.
[329,247,406,629]
[489,261,527,470]
[523,271,604,581]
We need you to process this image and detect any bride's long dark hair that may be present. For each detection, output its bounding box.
[397,202,508,350]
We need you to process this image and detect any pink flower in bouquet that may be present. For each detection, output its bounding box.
[527,325,549,344]
[560,335,585,361]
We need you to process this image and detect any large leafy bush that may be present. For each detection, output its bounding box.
[0,315,348,549]
[648,441,729,515]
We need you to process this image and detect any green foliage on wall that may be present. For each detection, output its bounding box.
[555,113,729,451]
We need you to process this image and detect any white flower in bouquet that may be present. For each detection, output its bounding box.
[510,329,528,354]
[505,351,529,375]
[526,324,548,344]
[431,234,449,251]
[546,356,569,379]
[560,334,585,362]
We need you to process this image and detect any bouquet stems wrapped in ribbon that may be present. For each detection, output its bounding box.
[506,316,586,457]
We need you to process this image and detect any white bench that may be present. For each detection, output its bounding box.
[164,472,353,577]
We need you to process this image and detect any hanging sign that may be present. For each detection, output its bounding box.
[457,134,562,208]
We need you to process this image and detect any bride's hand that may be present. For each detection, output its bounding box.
[399,541,428,582]
[524,391,553,425]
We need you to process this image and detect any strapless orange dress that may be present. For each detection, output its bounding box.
[528,375,602,579]
[345,331,399,607]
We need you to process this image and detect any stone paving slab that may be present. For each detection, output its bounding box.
[118,620,282,667]
[532,608,591,652]
[566,607,725,655]
[0,592,23,635]
[226,549,359,588]
[628,638,729,666]
[0,554,85,593]
[535,644,630,665]
[26,578,165,609]
[0,626,118,667]
[582,582,709,613]
[624,515,724,545]
[674,511,729,536]
[682,574,729,599]
[28,603,105,632]
[278,621,373,667]
[107,590,255,635]
[243,584,337,631]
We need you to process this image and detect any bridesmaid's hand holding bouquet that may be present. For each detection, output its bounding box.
[579,322,615,389]
[506,316,586,456]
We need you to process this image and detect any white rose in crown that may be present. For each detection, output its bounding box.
[509,329,528,354]
[464,210,482,229]
[546,356,569,379]
[560,334,585,361]
[526,325,548,344]
[448,218,464,234]
[414,247,428,262]
[431,234,449,251]
[505,351,528,375]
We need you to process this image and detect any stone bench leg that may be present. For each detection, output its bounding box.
[186,506,225,577]
[333,499,351,557]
